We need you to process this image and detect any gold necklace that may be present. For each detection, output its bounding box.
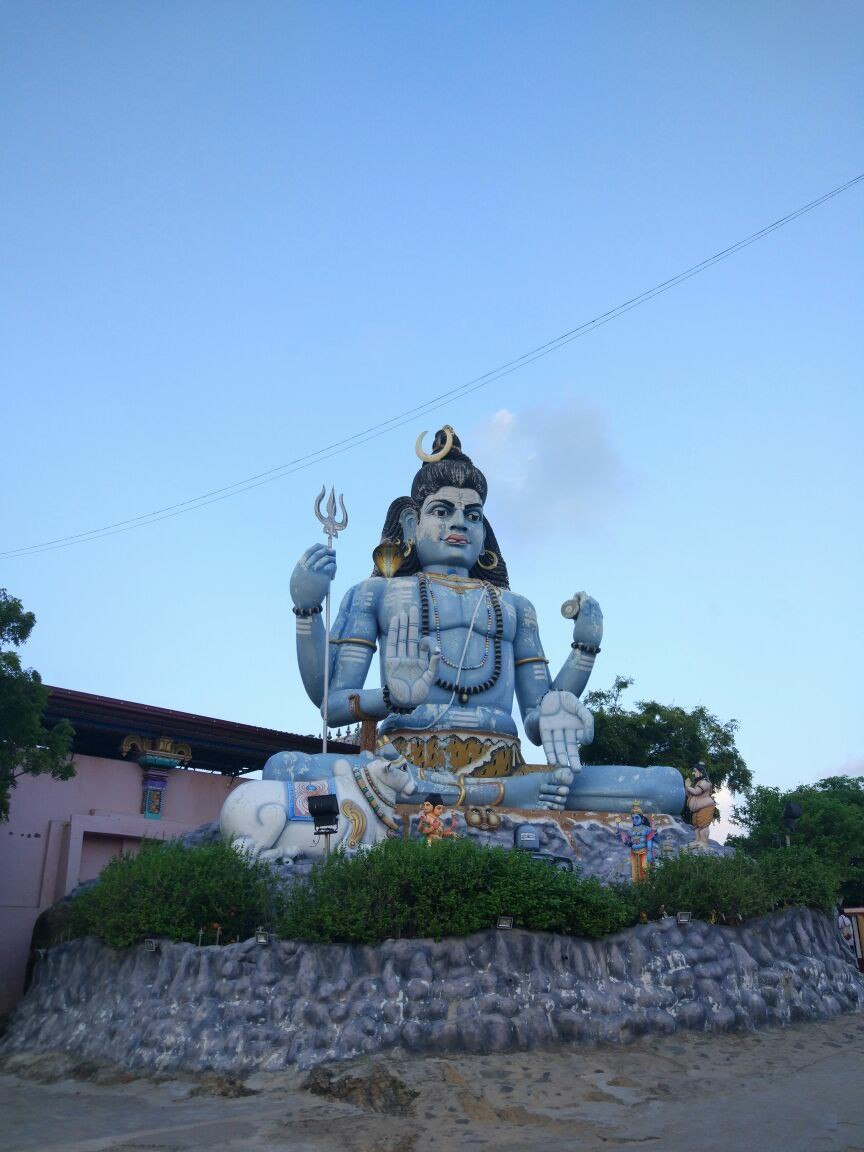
[423,571,483,593]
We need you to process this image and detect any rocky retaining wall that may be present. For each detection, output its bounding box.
[2,909,862,1075]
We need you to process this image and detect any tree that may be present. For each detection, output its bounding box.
[728,776,864,906]
[582,675,752,796]
[0,589,75,821]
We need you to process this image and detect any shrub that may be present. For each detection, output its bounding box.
[67,838,841,953]
[631,851,771,923]
[276,837,637,944]
[755,846,839,914]
[69,840,283,948]
[629,846,840,923]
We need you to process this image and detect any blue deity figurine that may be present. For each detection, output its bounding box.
[618,804,659,882]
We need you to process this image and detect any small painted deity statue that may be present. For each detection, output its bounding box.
[416,792,457,844]
[684,761,716,850]
[618,803,657,883]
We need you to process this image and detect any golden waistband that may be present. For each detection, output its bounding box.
[385,729,525,779]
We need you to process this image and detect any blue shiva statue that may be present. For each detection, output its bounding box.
[284,426,684,817]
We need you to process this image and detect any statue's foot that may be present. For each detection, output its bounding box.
[683,839,710,854]
[536,784,571,812]
[537,764,575,810]
[229,835,263,859]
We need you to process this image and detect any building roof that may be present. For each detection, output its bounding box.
[43,686,356,776]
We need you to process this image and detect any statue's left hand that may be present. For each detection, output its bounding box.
[538,690,594,768]
[567,592,603,649]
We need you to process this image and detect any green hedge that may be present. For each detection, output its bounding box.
[629,845,839,923]
[276,837,635,943]
[68,838,840,949]
[749,845,840,914]
[69,840,283,948]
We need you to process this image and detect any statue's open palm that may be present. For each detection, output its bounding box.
[539,690,594,769]
[385,607,440,708]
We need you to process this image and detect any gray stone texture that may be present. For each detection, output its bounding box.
[3,909,861,1075]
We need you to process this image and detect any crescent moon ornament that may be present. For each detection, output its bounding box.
[415,425,454,463]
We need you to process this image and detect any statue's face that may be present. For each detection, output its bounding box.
[410,486,485,571]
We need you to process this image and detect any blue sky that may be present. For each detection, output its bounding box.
[2,1,862,815]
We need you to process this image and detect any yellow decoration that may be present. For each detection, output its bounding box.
[415,425,454,463]
[120,734,192,765]
[340,799,367,848]
[372,541,407,578]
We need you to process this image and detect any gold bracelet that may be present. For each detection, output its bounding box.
[514,656,549,667]
[331,637,378,650]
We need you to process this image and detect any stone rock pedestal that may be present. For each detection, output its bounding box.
[2,909,861,1076]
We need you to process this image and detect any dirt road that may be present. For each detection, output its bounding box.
[2,1013,863,1152]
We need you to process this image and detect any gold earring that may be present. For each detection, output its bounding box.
[478,549,498,570]
[402,541,414,559]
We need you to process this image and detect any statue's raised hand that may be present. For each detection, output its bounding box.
[384,606,441,709]
[539,690,594,769]
[563,591,603,649]
[290,544,336,611]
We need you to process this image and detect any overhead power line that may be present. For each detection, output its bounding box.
[4,171,863,561]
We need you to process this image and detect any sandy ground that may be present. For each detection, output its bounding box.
[2,1013,864,1152]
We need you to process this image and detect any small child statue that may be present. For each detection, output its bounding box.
[417,792,458,845]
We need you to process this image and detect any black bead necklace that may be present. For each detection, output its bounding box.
[417,573,503,704]
[428,582,493,671]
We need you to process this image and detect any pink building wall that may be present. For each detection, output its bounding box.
[0,754,236,1016]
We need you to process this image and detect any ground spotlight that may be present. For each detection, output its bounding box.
[308,793,340,856]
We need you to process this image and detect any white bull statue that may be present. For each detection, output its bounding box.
[220,746,416,862]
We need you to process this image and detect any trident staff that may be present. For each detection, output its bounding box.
[313,486,348,752]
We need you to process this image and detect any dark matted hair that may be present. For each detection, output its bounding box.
[370,429,510,589]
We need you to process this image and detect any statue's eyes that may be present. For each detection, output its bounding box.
[431,507,447,517]
[467,511,481,522]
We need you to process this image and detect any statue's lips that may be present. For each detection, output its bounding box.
[444,534,468,544]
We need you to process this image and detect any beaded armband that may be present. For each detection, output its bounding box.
[571,641,601,655]
[292,604,323,617]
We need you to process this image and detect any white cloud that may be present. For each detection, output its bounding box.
[471,400,626,539]
[713,787,740,844]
